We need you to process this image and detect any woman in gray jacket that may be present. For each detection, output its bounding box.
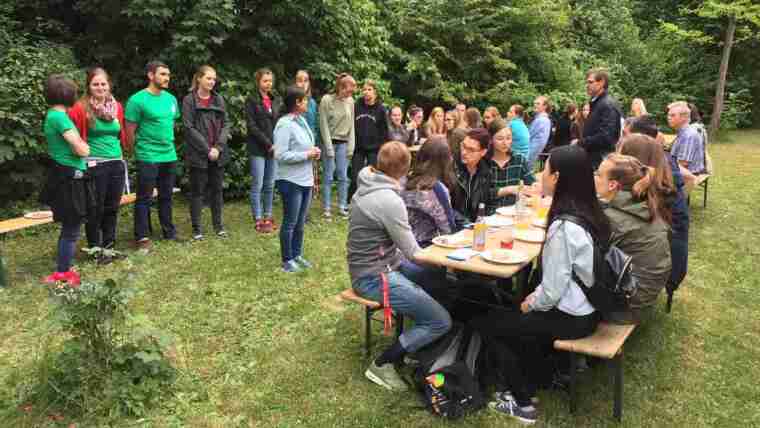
[182,65,230,240]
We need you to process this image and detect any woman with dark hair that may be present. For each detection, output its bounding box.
[486,119,535,212]
[319,73,356,218]
[349,79,387,201]
[401,136,456,246]
[470,145,607,424]
[246,68,282,233]
[183,65,230,240]
[595,151,671,323]
[274,85,321,272]
[42,75,91,284]
[67,68,127,257]
[553,103,576,148]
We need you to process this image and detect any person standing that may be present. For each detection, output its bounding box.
[319,73,356,218]
[576,68,622,170]
[125,61,181,250]
[349,80,387,201]
[552,103,576,148]
[182,65,230,241]
[246,68,282,233]
[294,70,320,204]
[527,96,551,168]
[274,86,321,272]
[506,104,531,160]
[67,68,127,259]
[41,75,91,284]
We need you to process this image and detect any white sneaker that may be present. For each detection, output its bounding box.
[365,361,408,391]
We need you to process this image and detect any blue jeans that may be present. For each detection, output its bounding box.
[353,271,452,353]
[250,156,276,220]
[134,161,176,240]
[57,221,81,272]
[321,142,349,211]
[276,180,312,263]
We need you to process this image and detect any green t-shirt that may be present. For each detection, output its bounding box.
[44,109,85,171]
[88,117,122,159]
[125,89,180,163]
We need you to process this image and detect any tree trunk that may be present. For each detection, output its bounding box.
[709,15,736,139]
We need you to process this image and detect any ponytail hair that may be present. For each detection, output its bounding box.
[605,153,671,224]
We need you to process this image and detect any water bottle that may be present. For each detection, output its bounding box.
[473,203,487,251]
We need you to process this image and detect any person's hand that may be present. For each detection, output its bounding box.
[502,185,519,196]
[406,121,417,131]
[570,139,579,145]
[208,147,220,161]
[520,294,535,313]
[308,147,321,160]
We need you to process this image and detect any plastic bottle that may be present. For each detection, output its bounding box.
[473,203,487,251]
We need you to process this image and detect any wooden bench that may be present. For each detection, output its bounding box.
[339,288,404,358]
[554,322,637,422]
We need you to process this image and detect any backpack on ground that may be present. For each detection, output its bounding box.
[409,323,485,419]
[556,214,639,314]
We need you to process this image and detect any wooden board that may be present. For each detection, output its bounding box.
[415,212,544,279]
[553,322,636,359]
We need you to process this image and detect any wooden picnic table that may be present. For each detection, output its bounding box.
[415,209,545,280]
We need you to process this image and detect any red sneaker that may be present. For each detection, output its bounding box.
[266,217,278,231]
[44,272,67,284]
[63,271,81,287]
[255,219,265,233]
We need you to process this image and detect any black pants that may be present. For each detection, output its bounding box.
[85,160,125,248]
[189,163,224,234]
[470,308,598,405]
[348,147,378,202]
[134,161,176,240]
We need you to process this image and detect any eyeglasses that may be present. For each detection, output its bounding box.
[461,145,482,154]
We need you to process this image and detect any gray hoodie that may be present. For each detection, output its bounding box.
[347,167,421,283]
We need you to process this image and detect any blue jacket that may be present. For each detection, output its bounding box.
[510,118,530,160]
[304,97,320,139]
[528,112,551,167]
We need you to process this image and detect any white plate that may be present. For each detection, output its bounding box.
[495,206,517,217]
[514,229,546,243]
[23,210,53,220]
[484,216,514,228]
[532,218,548,228]
[480,249,529,265]
[432,234,471,249]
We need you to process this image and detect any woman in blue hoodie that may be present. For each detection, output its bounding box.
[274,86,321,273]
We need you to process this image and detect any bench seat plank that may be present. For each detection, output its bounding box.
[554,322,636,359]
[0,217,54,234]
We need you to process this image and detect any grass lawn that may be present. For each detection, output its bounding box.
[1,130,759,427]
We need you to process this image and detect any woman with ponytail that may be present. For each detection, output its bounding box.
[68,68,127,258]
[594,152,672,324]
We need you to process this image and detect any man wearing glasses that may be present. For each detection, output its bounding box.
[574,68,622,170]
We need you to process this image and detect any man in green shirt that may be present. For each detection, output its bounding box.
[125,61,181,249]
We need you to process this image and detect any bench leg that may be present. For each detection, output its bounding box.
[365,307,372,358]
[613,353,623,422]
[703,179,708,208]
[569,352,578,414]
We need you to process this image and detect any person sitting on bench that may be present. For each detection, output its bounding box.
[469,145,607,425]
[347,141,452,392]
[595,149,672,324]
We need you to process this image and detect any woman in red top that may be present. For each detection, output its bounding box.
[67,68,128,260]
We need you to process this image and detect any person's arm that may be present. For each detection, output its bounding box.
[432,182,457,232]
[347,101,356,158]
[274,122,311,164]
[318,95,334,157]
[580,104,620,151]
[116,103,128,153]
[125,122,137,154]
[123,96,141,155]
[378,196,423,260]
[216,95,231,152]
[245,96,273,151]
[62,129,89,157]
[182,95,211,155]
[378,105,389,145]
[528,221,593,311]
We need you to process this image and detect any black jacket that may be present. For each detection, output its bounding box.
[581,91,622,168]
[182,91,231,168]
[451,158,492,225]
[354,98,388,151]
[245,91,282,158]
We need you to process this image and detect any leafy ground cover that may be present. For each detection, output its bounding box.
[1,130,759,427]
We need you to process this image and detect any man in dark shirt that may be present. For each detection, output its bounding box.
[575,68,622,169]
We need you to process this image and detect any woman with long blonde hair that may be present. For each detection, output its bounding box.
[425,106,446,138]
[630,98,647,117]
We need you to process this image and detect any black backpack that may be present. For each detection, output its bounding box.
[556,214,639,313]
[409,323,485,419]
